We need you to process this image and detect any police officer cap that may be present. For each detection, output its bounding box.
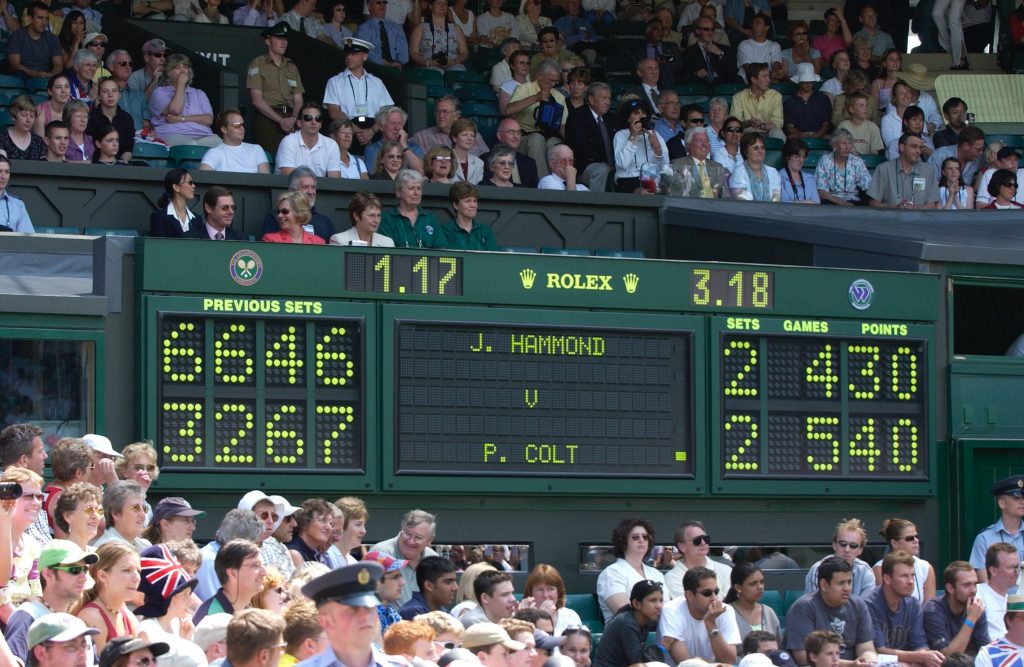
[991,475,1024,497]
[342,37,374,53]
[261,21,291,38]
[302,561,383,607]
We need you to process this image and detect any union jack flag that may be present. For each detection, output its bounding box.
[139,544,191,599]
[978,640,1024,667]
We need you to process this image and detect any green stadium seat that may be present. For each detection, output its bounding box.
[986,134,1024,149]
[455,83,497,104]
[33,226,80,234]
[770,81,796,95]
[803,150,828,168]
[475,114,500,146]
[597,20,645,37]
[170,144,209,170]
[762,590,785,618]
[84,228,139,237]
[595,249,645,258]
[713,83,747,96]
[132,142,172,168]
[404,68,444,85]
[263,149,274,171]
[461,102,499,117]
[541,247,591,256]
[859,153,886,169]
[0,74,25,98]
[0,110,12,127]
[425,83,455,99]
[802,137,831,150]
[678,96,710,109]
[764,137,784,150]
[497,246,537,253]
[783,589,804,615]
[565,593,604,633]
[444,70,487,86]
[471,48,503,71]
[24,77,48,93]
[30,93,46,105]
[674,84,713,97]
[765,149,783,169]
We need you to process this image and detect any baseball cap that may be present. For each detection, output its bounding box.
[28,613,99,649]
[38,540,99,570]
[152,497,205,525]
[142,38,168,54]
[193,614,231,652]
[267,494,300,517]
[462,623,525,651]
[99,637,170,667]
[997,146,1022,161]
[82,434,121,458]
[84,32,107,46]
[363,551,408,573]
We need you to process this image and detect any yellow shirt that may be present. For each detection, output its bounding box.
[278,653,299,667]
[508,80,568,134]
[730,87,783,130]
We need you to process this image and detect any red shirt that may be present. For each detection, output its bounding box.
[261,230,326,244]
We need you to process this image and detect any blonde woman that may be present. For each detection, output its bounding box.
[262,191,325,245]
[450,561,497,619]
[0,466,45,622]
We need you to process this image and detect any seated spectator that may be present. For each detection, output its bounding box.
[62,98,91,161]
[838,93,883,156]
[193,539,265,624]
[356,0,408,68]
[683,15,737,86]
[812,8,852,64]
[730,132,781,201]
[530,27,574,78]
[593,580,664,667]
[385,619,438,662]
[518,565,578,635]
[233,0,278,26]
[832,69,877,129]
[633,19,682,90]
[281,599,323,665]
[670,126,725,198]
[8,2,62,81]
[450,118,484,184]
[142,497,204,545]
[779,137,820,203]
[595,518,668,624]
[976,146,1019,207]
[287,498,333,566]
[934,97,968,149]
[898,66,942,132]
[65,49,97,103]
[781,21,821,78]
[724,563,782,645]
[57,11,84,71]
[370,140,405,180]
[280,0,331,42]
[322,1,352,46]
[975,544,1019,639]
[148,168,198,238]
[135,544,206,667]
[81,33,110,82]
[564,81,614,192]
[90,124,125,165]
[323,497,365,569]
[194,614,231,664]
[380,170,447,247]
[478,0,519,48]
[42,120,69,162]
[678,0,724,33]
[450,0,478,47]
[479,145,518,188]
[871,519,937,603]
[444,182,497,250]
[106,52,148,132]
[187,186,243,240]
[38,440,90,538]
[275,102,342,177]
[330,191,394,246]
[463,622,526,667]
[983,169,1024,209]
[361,551,408,637]
[816,129,872,205]
[76,543,140,652]
[92,480,151,551]
[1,95,46,159]
[263,191,327,245]
[490,38,524,94]
[886,106,934,161]
[538,144,588,191]
[128,39,166,100]
[613,98,668,193]
[199,108,269,173]
[863,551,944,665]
[424,145,456,184]
[329,119,369,179]
[150,54,220,147]
[194,506,263,601]
[480,119,539,187]
[804,519,876,596]
[659,566,741,663]
[561,626,592,667]
[87,77,133,161]
[415,610,464,650]
[654,91,685,144]
[804,631,843,667]
[850,37,878,80]
[33,74,70,137]
[731,63,785,141]
[820,50,850,101]
[410,0,469,72]
[736,14,783,82]
[712,115,744,186]
[687,4,730,47]
[460,570,516,627]
[922,561,989,656]
[783,63,831,138]
[881,82,912,150]
[553,0,597,62]
[928,126,986,189]
[563,65,590,111]
[871,48,902,114]
[853,5,894,63]
[517,0,551,48]
[412,95,489,158]
[63,0,101,33]
[507,60,568,178]
[364,106,425,175]
[27,614,101,667]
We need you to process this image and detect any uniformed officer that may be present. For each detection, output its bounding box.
[972,475,1024,589]
[0,155,33,233]
[323,37,394,144]
[247,21,305,154]
[296,562,392,667]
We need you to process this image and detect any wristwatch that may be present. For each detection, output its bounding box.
[709,629,720,638]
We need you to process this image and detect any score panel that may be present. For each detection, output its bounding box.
[150,300,374,477]
[710,317,934,495]
[381,305,704,494]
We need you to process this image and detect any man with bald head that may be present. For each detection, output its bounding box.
[538,144,589,191]
[480,118,538,187]
[634,58,662,110]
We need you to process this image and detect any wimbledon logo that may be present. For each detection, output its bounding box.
[848,278,874,311]
[229,249,264,287]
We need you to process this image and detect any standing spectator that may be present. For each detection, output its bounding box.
[199,108,270,173]
[246,21,304,155]
[149,54,220,147]
[731,63,785,141]
[0,158,32,231]
[148,168,198,238]
[280,0,332,42]
[783,63,831,139]
[564,81,614,192]
[816,129,872,205]
[7,2,62,81]
[324,37,393,132]
[736,14,783,82]
[356,0,409,68]
[87,77,133,161]
[812,8,852,64]
[0,95,47,159]
[507,61,567,178]
[275,102,342,177]
[127,39,167,100]
[33,73,70,137]
[62,98,91,162]
[780,21,822,78]
[933,0,969,69]
[443,182,497,250]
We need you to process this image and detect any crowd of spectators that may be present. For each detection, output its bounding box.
[1,423,1024,667]
[0,0,1013,237]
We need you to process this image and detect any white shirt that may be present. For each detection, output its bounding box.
[821,77,843,97]
[731,163,782,201]
[880,108,903,150]
[164,201,195,233]
[737,39,782,79]
[711,146,744,185]
[596,557,669,623]
[612,128,669,179]
[657,596,742,660]
[323,69,394,119]
[978,582,1009,639]
[976,167,1024,206]
[329,227,395,246]
[538,173,591,191]
[665,558,733,600]
[275,132,343,176]
[360,0,412,27]
[910,91,942,130]
[338,153,368,179]
[200,141,268,173]
[678,1,723,30]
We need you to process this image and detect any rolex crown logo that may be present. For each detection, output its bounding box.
[623,273,640,294]
[520,268,536,289]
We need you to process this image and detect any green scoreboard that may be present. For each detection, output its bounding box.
[138,241,939,497]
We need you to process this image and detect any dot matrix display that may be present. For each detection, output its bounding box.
[719,332,927,480]
[394,322,693,477]
[157,314,363,472]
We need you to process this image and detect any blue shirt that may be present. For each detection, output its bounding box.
[398,591,435,621]
[863,585,928,651]
[377,604,401,635]
[971,519,1024,573]
[780,169,820,203]
[654,117,685,143]
[552,14,596,47]
[363,139,424,175]
[356,18,409,65]
[0,191,32,232]
[722,0,769,24]
[923,594,990,654]
[296,645,391,667]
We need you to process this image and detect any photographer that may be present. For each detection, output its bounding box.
[612,97,667,194]
[409,0,468,72]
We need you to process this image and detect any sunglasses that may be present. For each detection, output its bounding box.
[691,534,711,546]
[51,565,88,575]
[79,505,102,516]
[302,114,322,122]
[88,42,107,47]
[696,588,719,598]
[21,493,44,502]
[900,535,919,542]
[226,121,245,128]
[435,641,458,650]
[724,126,742,132]
[1005,183,1019,188]
[277,208,292,215]
[687,118,705,124]
[114,60,131,66]
[258,510,281,522]
[836,540,861,549]
[432,156,452,162]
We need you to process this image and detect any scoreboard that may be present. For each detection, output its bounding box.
[138,241,939,496]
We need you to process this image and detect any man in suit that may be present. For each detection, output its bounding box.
[187,187,245,240]
[670,126,726,198]
[564,82,615,192]
[259,167,336,242]
[480,118,539,187]
[633,19,683,91]
[683,15,738,85]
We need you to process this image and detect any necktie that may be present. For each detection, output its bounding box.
[698,161,713,198]
[571,18,578,34]
[380,21,392,61]
[703,48,715,82]
[597,116,612,162]
[299,16,307,34]
[215,231,225,240]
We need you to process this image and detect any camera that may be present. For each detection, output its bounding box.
[433,52,448,66]
[0,483,22,500]
[965,112,976,125]
[639,117,653,131]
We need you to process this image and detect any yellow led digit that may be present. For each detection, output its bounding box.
[805,416,839,471]
[161,401,202,463]
[412,256,428,294]
[892,418,919,472]
[849,418,881,471]
[374,254,391,292]
[315,326,353,386]
[723,339,757,397]
[752,272,770,308]
[848,344,880,399]
[213,403,255,463]
[805,344,836,398]
[723,413,758,471]
[213,323,253,384]
[265,325,302,384]
[438,257,457,295]
[162,320,202,383]
[891,346,918,400]
[692,269,710,305]
[728,271,743,307]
